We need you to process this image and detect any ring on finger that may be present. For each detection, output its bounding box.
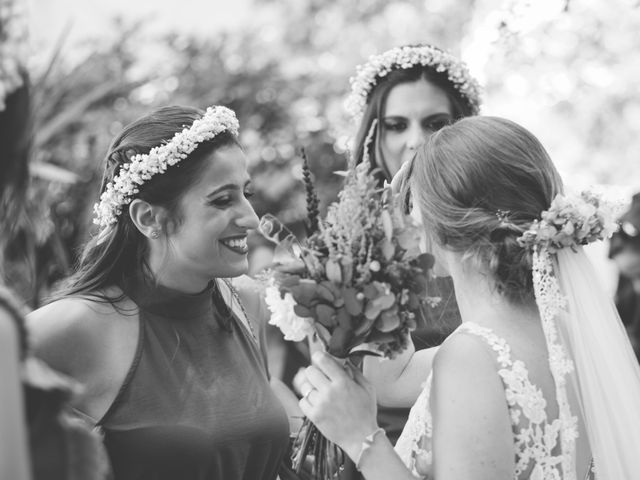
[304,387,316,401]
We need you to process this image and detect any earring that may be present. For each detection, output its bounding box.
[150,230,160,239]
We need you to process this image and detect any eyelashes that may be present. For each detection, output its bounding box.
[382,115,452,133]
[209,190,255,208]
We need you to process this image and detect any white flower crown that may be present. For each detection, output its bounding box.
[93,105,240,228]
[345,45,482,121]
[0,0,28,112]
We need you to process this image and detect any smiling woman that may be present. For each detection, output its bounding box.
[26,105,295,480]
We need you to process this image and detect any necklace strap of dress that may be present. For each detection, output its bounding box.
[219,279,258,345]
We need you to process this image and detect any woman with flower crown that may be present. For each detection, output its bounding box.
[299,116,640,479]
[341,44,481,445]
[27,105,299,480]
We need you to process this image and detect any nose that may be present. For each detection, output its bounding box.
[236,196,260,230]
[405,123,423,151]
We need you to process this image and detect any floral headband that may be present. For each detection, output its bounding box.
[517,191,619,254]
[345,45,482,121]
[93,105,240,229]
[0,0,28,112]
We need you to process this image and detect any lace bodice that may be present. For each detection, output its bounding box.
[394,322,581,480]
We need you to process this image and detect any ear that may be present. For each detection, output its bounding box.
[128,199,166,239]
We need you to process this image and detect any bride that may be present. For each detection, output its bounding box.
[298,116,640,479]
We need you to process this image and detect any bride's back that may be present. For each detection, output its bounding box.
[408,116,593,478]
[465,308,593,479]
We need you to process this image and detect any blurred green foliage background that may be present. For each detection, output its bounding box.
[7,0,640,305]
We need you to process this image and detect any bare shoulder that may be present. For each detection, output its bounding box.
[432,331,499,389]
[429,330,514,477]
[27,290,138,379]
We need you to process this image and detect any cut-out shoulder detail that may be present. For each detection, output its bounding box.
[27,295,141,420]
[394,321,579,480]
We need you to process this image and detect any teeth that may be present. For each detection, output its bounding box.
[223,238,247,249]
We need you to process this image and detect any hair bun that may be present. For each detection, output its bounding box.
[488,229,534,303]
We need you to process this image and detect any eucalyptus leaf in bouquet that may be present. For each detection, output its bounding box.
[258,150,438,479]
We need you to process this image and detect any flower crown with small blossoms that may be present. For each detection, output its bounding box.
[93,105,240,229]
[345,44,482,121]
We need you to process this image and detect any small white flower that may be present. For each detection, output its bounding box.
[93,106,240,228]
[345,45,482,121]
[264,286,315,342]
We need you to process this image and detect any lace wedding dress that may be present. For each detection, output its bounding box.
[394,322,594,480]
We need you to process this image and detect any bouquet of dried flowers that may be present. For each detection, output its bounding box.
[259,148,437,479]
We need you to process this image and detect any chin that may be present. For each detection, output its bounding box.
[213,261,249,279]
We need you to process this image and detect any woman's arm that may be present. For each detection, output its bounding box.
[300,352,419,480]
[363,340,438,407]
[430,334,514,480]
[0,311,32,480]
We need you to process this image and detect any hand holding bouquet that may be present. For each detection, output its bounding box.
[259,151,437,478]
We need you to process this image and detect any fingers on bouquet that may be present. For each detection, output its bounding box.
[259,155,438,479]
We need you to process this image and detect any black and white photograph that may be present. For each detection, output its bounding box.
[1,0,640,479]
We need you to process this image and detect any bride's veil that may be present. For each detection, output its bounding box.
[554,247,640,478]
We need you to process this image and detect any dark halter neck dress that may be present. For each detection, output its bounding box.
[97,275,289,480]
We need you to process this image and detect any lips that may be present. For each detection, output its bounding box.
[220,236,249,255]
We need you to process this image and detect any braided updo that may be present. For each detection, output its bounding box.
[411,116,563,304]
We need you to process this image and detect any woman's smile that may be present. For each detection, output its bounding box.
[220,235,249,255]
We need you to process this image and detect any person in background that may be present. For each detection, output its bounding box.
[1,1,110,478]
[0,60,33,480]
[345,43,481,444]
[609,192,640,360]
[28,105,300,480]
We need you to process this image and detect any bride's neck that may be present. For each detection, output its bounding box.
[445,256,538,328]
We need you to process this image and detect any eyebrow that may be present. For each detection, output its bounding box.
[206,180,252,198]
[383,112,451,120]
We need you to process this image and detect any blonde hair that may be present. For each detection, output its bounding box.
[411,116,563,303]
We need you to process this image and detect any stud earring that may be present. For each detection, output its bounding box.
[150,230,160,239]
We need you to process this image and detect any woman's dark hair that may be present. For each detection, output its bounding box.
[411,116,563,304]
[353,48,477,181]
[54,106,239,301]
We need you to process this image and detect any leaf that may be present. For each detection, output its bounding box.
[325,259,342,283]
[380,238,395,261]
[340,257,354,284]
[315,282,336,304]
[315,304,337,328]
[375,307,400,332]
[380,209,393,241]
[274,273,301,289]
[30,162,79,184]
[342,287,363,316]
[289,279,321,307]
[36,79,147,147]
[363,283,379,300]
[320,281,345,307]
[335,306,352,330]
[415,253,435,271]
[328,326,354,358]
[352,315,376,337]
[364,293,396,320]
[294,304,313,318]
